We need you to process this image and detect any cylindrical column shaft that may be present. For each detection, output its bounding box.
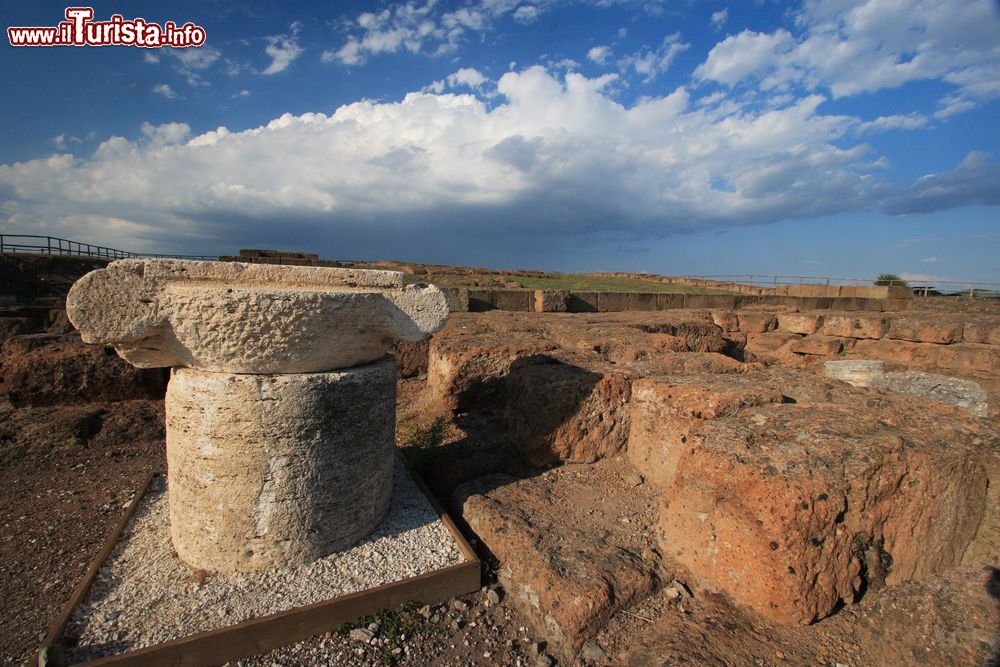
[165,358,396,572]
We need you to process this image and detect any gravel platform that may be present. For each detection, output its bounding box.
[62,460,464,664]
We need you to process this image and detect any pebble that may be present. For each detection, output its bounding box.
[452,599,470,613]
[581,640,606,663]
[486,588,501,605]
[535,655,554,667]
[348,628,373,644]
[669,579,693,598]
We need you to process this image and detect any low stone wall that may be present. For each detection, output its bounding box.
[461,289,912,313]
[729,311,1000,379]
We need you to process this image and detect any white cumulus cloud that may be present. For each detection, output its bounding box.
[153,83,179,99]
[1,68,996,256]
[694,0,1000,116]
[262,23,303,75]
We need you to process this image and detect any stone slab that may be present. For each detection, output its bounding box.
[66,259,449,373]
[658,398,993,624]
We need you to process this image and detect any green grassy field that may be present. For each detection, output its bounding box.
[513,274,735,294]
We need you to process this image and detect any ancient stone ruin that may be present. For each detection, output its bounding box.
[65,259,448,572]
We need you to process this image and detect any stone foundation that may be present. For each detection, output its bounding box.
[165,359,396,572]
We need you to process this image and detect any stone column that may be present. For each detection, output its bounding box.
[67,259,448,573]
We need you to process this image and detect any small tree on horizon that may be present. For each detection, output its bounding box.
[875,273,908,287]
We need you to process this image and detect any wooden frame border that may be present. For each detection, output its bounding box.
[39,452,480,667]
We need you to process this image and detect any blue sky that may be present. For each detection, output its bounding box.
[1,0,998,282]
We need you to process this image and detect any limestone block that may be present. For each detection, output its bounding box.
[738,311,778,334]
[505,359,631,465]
[534,289,568,313]
[788,335,844,356]
[66,259,448,373]
[626,374,784,489]
[566,292,598,312]
[869,371,990,418]
[777,313,823,335]
[822,360,886,386]
[627,292,659,311]
[440,286,470,313]
[660,400,991,624]
[165,358,396,572]
[820,314,887,339]
[887,316,963,344]
[597,292,630,312]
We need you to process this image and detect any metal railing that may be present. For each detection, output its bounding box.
[0,234,215,260]
[671,274,1000,298]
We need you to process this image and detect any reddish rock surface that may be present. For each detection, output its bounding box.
[658,398,994,625]
[505,357,631,465]
[453,459,663,663]
[738,311,778,334]
[0,334,167,407]
[627,373,785,489]
[427,316,560,411]
[820,314,888,339]
[777,313,823,335]
[390,338,430,378]
[788,334,844,356]
[852,338,997,374]
[888,316,964,344]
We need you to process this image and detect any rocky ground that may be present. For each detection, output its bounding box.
[1,302,999,666]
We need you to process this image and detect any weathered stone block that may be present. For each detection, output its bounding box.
[467,289,493,311]
[453,462,661,662]
[427,323,559,412]
[963,320,1000,345]
[788,335,844,356]
[66,259,449,373]
[870,371,989,418]
[822,360,886,386]
[710,311,740,333]
[597,292,630,312]
[820,314,887,339]
[567,291,599,312]
[745,331,802,356]
[166,359,396,572]
[628,292,659,311]
[440,286,469,312]
[852,339,995,374]
[738,311,778,334]
[887,317,963,344]
[492,289,532,312]
[533,289,568,313]
[685,294,737,309]
[656,293,685,310]
[626,374,784,489]
[659,400,991,624]
[777,313,823,335]
[505,359,631,465]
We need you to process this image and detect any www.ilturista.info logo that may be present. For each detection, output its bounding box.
[7,7,206,48]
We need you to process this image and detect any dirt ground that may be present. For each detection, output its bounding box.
[1,287,999,665]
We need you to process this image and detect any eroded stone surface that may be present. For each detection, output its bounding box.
[505,357,631,465]
[66,259,448,373]
[453,460,663,663]
[165,359,396,572]
[822,359,886,386]
[658,398,993,624]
